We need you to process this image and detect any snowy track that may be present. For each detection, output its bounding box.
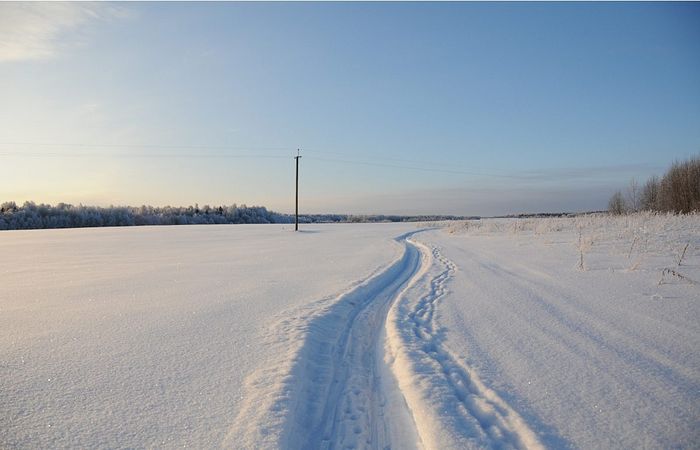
[282,231,424,449]
[386,240,543,450]
[231,230,543,449]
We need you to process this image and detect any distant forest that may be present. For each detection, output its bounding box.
[0,201,470,231]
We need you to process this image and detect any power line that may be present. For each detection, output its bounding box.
[0,141,528,179]
[302,147,530,175]
[0,141,296,152]
[0,151,290,159]
[2,141,487,169]
[304,156,528,179]
[302,148,476,170]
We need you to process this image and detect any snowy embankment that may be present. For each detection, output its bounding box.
[2,215,698,449]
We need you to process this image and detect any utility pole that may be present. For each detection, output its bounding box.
[294,149,301,231]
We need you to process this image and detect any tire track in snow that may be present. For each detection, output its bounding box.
[279,231,425,450]
[387,240,544,449]
[227,231,543,449]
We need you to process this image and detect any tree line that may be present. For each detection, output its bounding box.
[0,202,295,230]
[609,156,700,214]
[0,201,469,230]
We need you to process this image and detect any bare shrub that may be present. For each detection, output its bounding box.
[608,191,627,215]
[641,176,660,211]
[627,236,638,259]
[576,227,594,271]
[676,243,690,266]
[626,178,641,212]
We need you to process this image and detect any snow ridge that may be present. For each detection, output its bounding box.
[386,240,544,450]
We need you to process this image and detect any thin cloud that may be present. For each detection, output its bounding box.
[323,185,618,217]
[511,163,662,182]
[0,3,129,62]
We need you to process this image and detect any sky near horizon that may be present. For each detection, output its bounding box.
[1,2,699,216]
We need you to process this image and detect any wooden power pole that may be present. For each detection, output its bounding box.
[294,149,301,231]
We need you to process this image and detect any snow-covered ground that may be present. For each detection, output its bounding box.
[2,215,698,449]
[404,214,700,449]
[0,223,410,448]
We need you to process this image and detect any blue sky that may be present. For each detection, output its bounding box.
[1,2,698,216]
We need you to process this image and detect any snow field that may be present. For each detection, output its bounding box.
[2,214,698,449]
[427,213,700,448]
[0,223,412,448]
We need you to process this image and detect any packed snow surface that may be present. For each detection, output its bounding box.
[2,215,699,449]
